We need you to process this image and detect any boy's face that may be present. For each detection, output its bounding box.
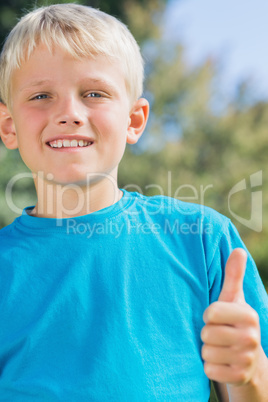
[4,44,148,186]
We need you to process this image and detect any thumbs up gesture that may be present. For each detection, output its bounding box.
[201,248,261,386]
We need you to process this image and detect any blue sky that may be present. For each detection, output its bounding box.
[164,0,268,100]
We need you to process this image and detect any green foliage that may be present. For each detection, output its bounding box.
[0,146,35,228]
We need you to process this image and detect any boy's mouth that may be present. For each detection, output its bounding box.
[47,139,93,148]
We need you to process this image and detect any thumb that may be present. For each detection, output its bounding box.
[218,248,247,303]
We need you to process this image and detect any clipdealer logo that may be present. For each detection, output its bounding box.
[4,170,263,232]
[228,171,262,232]
[66,217,213,238]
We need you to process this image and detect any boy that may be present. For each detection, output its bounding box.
[0,4,267,401]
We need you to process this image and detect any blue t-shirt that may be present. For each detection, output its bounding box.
[0,190,267,401]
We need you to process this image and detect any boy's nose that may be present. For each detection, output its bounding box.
[54,97,86,127]
[59,119,81,126]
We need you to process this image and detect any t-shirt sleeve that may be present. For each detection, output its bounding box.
[207,219,268,357]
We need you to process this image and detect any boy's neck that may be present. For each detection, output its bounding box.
[30,174,123,219]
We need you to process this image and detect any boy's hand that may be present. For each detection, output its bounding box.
[201,248,261,386]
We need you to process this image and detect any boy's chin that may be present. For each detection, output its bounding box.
[35,170,117,189]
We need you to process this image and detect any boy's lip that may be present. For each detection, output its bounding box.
[45,135,95,149]
[45,135,95,143]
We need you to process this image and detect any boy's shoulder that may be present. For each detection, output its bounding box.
[0,218,19,248]
[0,222,18,260]
[0,221,13,237]
[127,190,231,226]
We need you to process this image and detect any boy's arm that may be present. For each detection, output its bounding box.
[201,249,268,401]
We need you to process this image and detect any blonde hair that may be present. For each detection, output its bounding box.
[0,3,144,108]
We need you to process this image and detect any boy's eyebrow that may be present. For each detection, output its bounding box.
[19,78,120,93]
[19,79,54,92]
[80,78,120,93]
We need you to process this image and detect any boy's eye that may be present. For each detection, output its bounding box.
[86,92,102,98]
[31,94,49,100]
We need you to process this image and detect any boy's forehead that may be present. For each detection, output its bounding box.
[17,43,119,73]
[11,45,128,96]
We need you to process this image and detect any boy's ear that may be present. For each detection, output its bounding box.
[127,98,149,144]
[0,102,18,149]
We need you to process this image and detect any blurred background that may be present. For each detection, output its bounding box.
[1,1,267,400]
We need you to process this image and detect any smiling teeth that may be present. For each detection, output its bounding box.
[49,139,92,148]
